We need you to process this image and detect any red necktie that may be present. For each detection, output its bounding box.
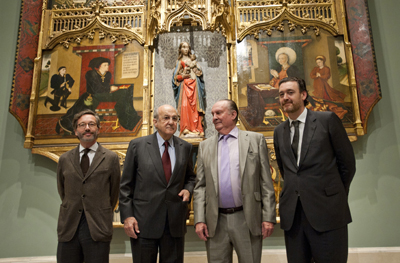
[162,141,172,183]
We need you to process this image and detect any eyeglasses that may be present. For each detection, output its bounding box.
[161,116,179,123]
[77,122,97,129]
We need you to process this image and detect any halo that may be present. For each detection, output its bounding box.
[275,47,297,65]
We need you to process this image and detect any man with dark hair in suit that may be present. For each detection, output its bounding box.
[119,104,196,263]
[194,99,276,263]
[56,109,121,263]
[273,77,356,263]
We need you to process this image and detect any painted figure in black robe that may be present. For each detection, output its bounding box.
[45,66,75,111]
[57,57,141,134]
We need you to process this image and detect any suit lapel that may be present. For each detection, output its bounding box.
[170,136,182,186]
[84,144,105,180]
[208,135,219,195]
[70,146,84,179]
[299,110,317,167]
[282,120,298,168]
[238,130,249,179]
[147,133,167,184]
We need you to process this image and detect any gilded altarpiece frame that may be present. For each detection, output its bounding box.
[10,0,381,225]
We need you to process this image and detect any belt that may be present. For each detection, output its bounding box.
[219,206,243,214]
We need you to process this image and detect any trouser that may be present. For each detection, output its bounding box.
[206,210,263,263]
[130,217,185,263]
[284,199,348,263]
[57,212,110,263]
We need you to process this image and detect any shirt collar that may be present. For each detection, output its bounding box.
[156,132,174,148]
[289,107,307,126]
[79,142,98,153]
[218,126,239,141]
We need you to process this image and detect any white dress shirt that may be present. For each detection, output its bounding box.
[79,142,98,165]
[288,108,308,166]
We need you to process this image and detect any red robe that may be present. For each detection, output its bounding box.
[175,60,204,134]
[310,66,345,102]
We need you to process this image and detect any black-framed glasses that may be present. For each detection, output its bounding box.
[77,122,97,129]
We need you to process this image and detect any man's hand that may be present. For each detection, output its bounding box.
[195,222,209,241]
[123,216,140,239]
[270,69,279,78]
[178,189,190,201]
[262,221,274,239]
[110,85,119,92]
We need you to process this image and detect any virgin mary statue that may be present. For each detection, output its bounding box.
[172,42,205,137]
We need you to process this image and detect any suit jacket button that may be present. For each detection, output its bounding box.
[295,191,299,195]
[81,194,85,198]
[78,209,82,213]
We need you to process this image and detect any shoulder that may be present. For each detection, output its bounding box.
[98,144,118,157]
[173,135,192,148]
[85,70,96,77]
[199,134,217,147]
[128,135,151,146]
[288,64,299,71]
[307,110,340,127]
[59,146,77,161]
[275,120,288,131]
[239,130,263,140]
[309,109,334,119]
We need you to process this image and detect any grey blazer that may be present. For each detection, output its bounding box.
[194,129,276,237]
[57,143,121,242]
[273,109,356,232]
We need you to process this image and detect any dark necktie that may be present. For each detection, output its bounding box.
[291,120,300,161]
[81,148,90,176]
[162,141,172,183]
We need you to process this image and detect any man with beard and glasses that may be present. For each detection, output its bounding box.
[56,109,120,263]
[273,77,355,263]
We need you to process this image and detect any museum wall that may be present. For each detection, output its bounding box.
[0,0,399,258]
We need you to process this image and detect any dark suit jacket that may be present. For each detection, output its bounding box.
[119,133,196,239]
[274,109,355,232]
[57,143,121,242]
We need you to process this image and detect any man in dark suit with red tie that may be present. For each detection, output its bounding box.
[273,77,356,263]
[56,109,121,263]
[119,104,196,263]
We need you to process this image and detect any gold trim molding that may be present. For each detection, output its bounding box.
[235,0,339,41]
[44,0,146,49]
